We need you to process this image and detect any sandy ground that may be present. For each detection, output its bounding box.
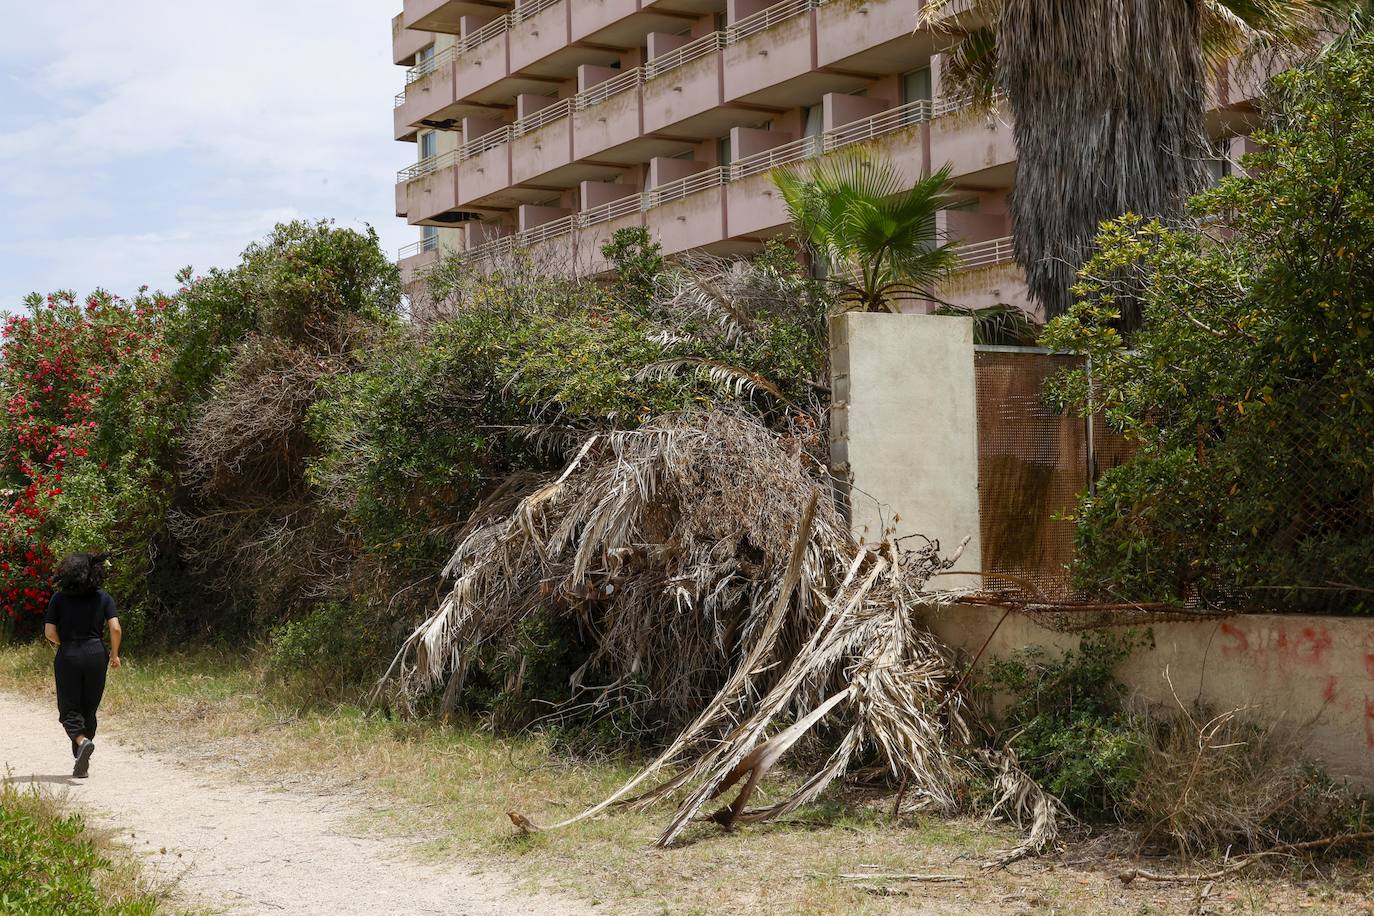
[0,691,592,916]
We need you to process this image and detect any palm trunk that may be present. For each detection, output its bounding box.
[998,0,1210,320]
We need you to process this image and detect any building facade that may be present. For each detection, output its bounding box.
[391,1,1263,316]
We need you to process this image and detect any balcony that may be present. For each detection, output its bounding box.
[392,14,433,66]
[815,0,941,72]
[642,33,733,135]
[572,0,687,45]
[396,152,463,225]
[401,0,511,35]
[571,69,644,163]
[929,96,1016,185]
[722,0,866,107]
[398,238,442,290]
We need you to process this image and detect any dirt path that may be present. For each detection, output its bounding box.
[0,692,592,916]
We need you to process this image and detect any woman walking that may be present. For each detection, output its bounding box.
[42,552,121,778]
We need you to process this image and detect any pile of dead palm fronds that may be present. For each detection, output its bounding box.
[383,409,1063,858]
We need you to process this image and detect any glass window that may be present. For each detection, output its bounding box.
[803,105,824,138]
[902,67,932,105]
[718,136,732,168]
[421,225,439,252]
[417,44,435,63]
[1205,138,1233,187]
[419,131,438,160]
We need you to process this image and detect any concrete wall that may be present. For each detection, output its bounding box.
[924,605,1374,789]
[830,312,983,588]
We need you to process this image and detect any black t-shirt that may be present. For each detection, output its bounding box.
[43,590,118,643]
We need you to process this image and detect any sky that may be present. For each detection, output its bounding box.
[0,1,412,309]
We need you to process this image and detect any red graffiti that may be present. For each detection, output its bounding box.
[1322,676,1339,705]
[1219,622,1250,657]
[1294,626,1334,666]
[1366,654,1374,681]
[1366,698,1374,750]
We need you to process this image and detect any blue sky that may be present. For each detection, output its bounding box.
[0,1,412,308]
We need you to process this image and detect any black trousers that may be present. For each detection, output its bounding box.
[54,639,108,744]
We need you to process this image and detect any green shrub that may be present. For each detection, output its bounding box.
[0,781,158,914]
[267,602,399,705]
[1043,41,1374,612]
[982,634,1149,821]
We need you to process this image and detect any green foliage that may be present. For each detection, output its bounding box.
[774,152,960,312]
[267,602,399,705]
[601,227,664,315]
[0,781,157,914]
[933,302,1041,345]
[1042,40,1374,612]
[983,634,1149,821]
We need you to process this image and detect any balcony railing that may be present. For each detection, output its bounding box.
[405,46,456,85]
[449,95,991,262]
[397,149,460,184]
[578,192,645,228]
[458,126,515,159]
[645,167,729,208]
[513,98,574,136]
[511,0,561,25]
[644,32,726,80]
[398,234,442,260]
[577,68,642,109]
[727,0,819,43]
[953,236,1014,269]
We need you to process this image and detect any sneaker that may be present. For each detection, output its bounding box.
[73,740,95,778]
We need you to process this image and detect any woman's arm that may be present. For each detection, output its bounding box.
[108,617,122,668]
[44,623,59,647]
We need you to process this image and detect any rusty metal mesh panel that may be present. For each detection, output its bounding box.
[972,349,1228,631]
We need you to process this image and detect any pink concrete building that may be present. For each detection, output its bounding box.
[392,1,1262,315]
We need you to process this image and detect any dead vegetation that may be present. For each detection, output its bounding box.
[383,409,1064,860]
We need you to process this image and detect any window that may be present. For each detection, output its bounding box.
[421,225,439,252]
[718,136,733,168]
[901,67,932,126]
[1205,138,1233,187]
[803,105,824,138]
[417,44,435,63]
[419,131,438,161]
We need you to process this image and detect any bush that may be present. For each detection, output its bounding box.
[266,602,399,705]
[0,781,159,914]
[983,634,1148,821]
[1044,40,1374,612]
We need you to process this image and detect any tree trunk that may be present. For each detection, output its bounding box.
[998,0,1209,321]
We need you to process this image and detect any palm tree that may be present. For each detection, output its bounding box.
[773,153,961,313]
[919,0,1351,319]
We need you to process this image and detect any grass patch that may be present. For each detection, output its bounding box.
[0,776,168,914]
[3,643,1371,915]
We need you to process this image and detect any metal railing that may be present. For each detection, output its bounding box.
[727,0,818,43]
[645,166,729,208]
[577,68,643,109]
[398,234,442,260]
[953,236,1014,269]
[459,15,511,52]
[579,192,646,228]
[823,99,934,150]
[397,149,461,183]
[458,126,514,160]
[511,0,561,24]
[448,95,1008,264]
[405,45,456,85]
[644,31,726,80]
[730,136,820,180]
[513,97,574,136]
[393,90,407,110]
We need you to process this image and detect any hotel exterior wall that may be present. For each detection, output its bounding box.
[723,15,813,103]
[512,120,574,185]
[642,54,723,134]
[457,145,512,206]
[932,103,1016,180]
[815,0,927,67]
[509,3,568,73]
[572,90,642,162]
[651,189,730,255]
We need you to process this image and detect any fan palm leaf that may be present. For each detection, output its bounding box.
[774,154,960,312]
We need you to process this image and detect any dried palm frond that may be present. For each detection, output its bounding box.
[383,409,1065,859]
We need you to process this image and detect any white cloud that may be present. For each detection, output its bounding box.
[0,0,413,307]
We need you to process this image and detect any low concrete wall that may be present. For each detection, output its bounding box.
[924,604,1374,788]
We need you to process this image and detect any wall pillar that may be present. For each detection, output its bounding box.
[830,312,982,587]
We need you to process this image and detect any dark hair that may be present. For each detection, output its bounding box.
[54,552,109,595]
